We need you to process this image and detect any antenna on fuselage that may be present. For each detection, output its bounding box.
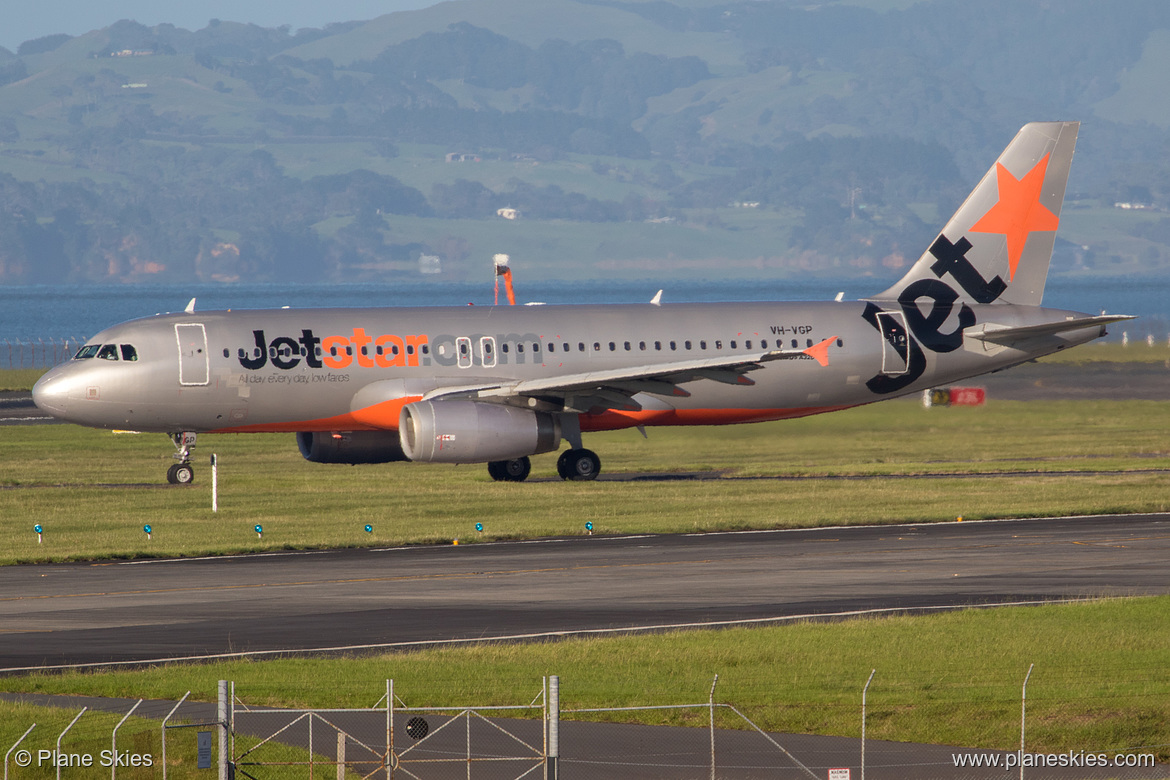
[493,254,516,305]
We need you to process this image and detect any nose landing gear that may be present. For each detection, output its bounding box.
[168,432,196,485]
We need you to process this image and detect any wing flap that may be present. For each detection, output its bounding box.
[421,337,840,411]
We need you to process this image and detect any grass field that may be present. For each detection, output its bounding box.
[2,394,1169,564]
[2,598,1167,759]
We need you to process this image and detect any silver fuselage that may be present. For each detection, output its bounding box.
[33,299,1100,435]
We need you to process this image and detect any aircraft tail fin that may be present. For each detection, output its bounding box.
[871,121,1079,307]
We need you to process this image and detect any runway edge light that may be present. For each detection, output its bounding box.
[364,524,373,533]
[144,524,152,540]
[255,524,263,539]
[34,524,43,544]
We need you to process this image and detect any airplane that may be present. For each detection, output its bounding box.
[33,121,1132,484]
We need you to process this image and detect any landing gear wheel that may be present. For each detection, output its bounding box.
[557,448,601,481]
[167,463,195,485]
[487,456,531,482]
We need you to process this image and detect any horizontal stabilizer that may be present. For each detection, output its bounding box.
[966,314,1135,345]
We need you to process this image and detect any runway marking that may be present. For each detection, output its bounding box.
[0,558,721,604]
[0,597,1102,674]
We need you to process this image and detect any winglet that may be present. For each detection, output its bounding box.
[184,298,196,313]
[802,336,838,367]
[650,290,663,306]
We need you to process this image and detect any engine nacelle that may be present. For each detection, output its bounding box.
[296,431,408,464]
[399,400,561,463]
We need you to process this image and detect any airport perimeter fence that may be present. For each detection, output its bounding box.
[5,670,1167,780]
[2,338,83,370]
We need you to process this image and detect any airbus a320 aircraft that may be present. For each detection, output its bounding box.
[34,122,1131,484]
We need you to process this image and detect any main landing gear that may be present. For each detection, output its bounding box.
[557,448,601,481]
[485,448,602,483]
[167,432,196,485]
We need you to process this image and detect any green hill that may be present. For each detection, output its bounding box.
[1,0,1170,285]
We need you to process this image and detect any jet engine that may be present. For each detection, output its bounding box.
[399,400,561,463]
[296,431,408,464]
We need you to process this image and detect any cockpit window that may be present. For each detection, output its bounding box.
[75,344,100,360]
[97,344,119,361]
[120,345,138,362]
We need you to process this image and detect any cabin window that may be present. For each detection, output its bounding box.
[624,341,631,351]
[759,339,768,349]
[223,348,230,359]
[715,340,723,350]
[745,340,752,349]
[791,339,798,349]
[608,342,616,351]
[97,344,119,361]
[578,342,586,352]
[547,342,555,353]
[422,345,430,355]
[502,343,510,353]
[655,341,662,351]
[459,342,469,355]
[806,339,813,348]
[670,341,677,351]
[729,340,736,349]
[639,341,646,351]
[375,345,383,356]
[699,340,707,350]
[532,342,540,353]
[517,343,525,353]
[346,347,353,356]
[593,342,601,351]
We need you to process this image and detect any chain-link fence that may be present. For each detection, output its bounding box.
[4,672,1167,780]
[1,338,82,370]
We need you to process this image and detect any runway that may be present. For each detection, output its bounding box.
[1,513,1167,671]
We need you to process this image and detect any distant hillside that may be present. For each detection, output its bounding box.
[1,0,1170,286]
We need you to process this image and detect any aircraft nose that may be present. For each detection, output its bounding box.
[32,366,73,417]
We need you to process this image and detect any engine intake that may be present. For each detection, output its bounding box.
[399,400,561,463]
[296,431,407,464]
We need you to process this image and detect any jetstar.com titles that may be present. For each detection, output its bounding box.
[235,328,543,371]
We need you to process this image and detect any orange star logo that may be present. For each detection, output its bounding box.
[968,153,1059,280]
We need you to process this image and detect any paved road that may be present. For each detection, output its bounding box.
[0,392,53,425]
[1,514,1167,671]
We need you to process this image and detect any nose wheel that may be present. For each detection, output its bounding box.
[167,463,195,484]
[168,432,197,485]
[557,448,601,481]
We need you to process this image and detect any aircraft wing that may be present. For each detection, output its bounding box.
[966,314,1136,346]
[421,336,839,412]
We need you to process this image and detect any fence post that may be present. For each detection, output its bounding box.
[218,680,228,780]
[5,724,36,780]
[387,679,393,780]
[1020,663,1033,780]
[161,691,191,780]
[546,676,559,780]
[708,674,719,780]
[861,669,875,780]
[112,699,143,780]
[337,732,346,780]
[57,708,87,780]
